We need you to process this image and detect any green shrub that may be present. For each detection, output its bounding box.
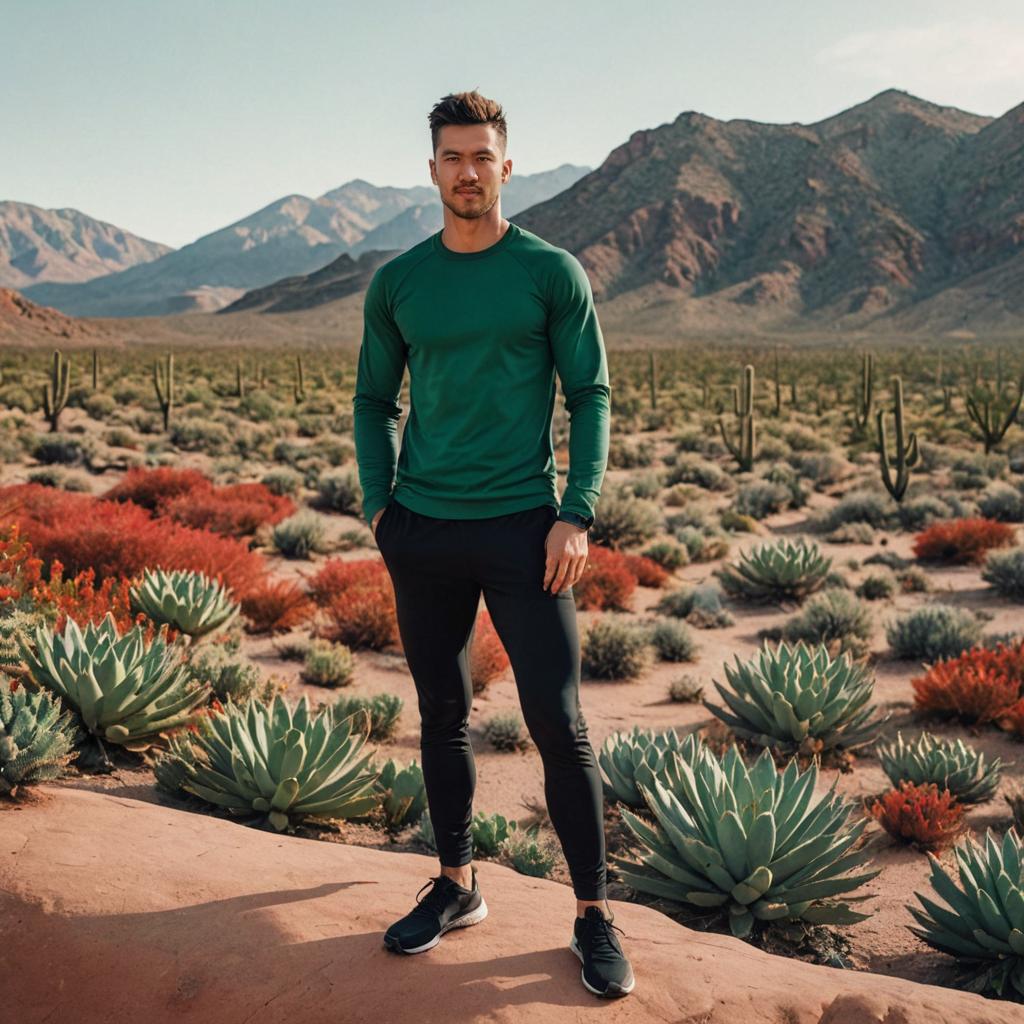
[589,488,662,549]
[885,604,983,661]
[581,615,650,680]
[780,587,873,659]
[483,710,530,751]
[981,548,1024,601]
[316,467,361,514]
[300,639,355,687]
[184,645,264,704]
[734,480,791,519]
[648,617,698,662]
[272,509,327,558]
[855,571,897,601]
[500,826,559,879]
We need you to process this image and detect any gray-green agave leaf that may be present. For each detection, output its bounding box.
[18,613,209,750]
[715,538,832,603]
[0,675,80,795]
[612,744,880,939]
[173,693,381,832]
[598,725,704,808]
[705,640,887,754]
[908,828,1024,1000]
[877,731,1003,806]
[130,568,239,638]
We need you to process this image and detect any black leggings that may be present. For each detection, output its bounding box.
[375,497,607,901]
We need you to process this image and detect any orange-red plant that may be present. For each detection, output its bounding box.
[311,559,397,650]
[240,578,315,634]
[912,517,1016,565]
[470,609,509,692]
[912,639,1024,725]
[573,544,637,611]
[161,483,295,536]
[103,466,212,512]
[869,781,967,851]
[622,553,670,588]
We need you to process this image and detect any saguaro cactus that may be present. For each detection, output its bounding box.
[772,346,782,416]
[647,350,657,409]
[154,352,174,431]
[294,355,307,404]
[235,358,245,399]
[964,377,1023,454]
[876,376,920,502]
[851,351,874,436]
[42,349,71,432]
[91,348,99,390]
[718,364,756,472]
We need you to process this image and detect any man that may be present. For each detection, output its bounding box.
[352,89,634,999]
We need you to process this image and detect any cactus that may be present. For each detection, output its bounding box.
[235,358,245,399]
[91,348,99,390]
[718,364,756,471]
[41,348,71,432]
[964,377,1022,454]
[294,355,307,404]
[373,756,427,829]
[876,375,920,502]
[851,352,874,437]
[154,352,174,431]
[648,350,657,409]
[772,346,782,416]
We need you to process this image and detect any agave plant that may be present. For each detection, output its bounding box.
[612,744,880,938]
[705,640,886,755]
[169,693,380,832]
[130,568,239,638]
[877,731,1003,805]
[471,811,518,856]
[909,828,1024,999]
[372,757,427,830]
[598,725,704,808]
[715,538,833,603]
[18,613,210,752]
[0,675,80,795]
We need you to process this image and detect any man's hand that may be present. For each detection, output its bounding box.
[544,519,588,594]
[371,508,385,541]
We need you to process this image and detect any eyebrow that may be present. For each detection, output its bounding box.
[438,147,497,156]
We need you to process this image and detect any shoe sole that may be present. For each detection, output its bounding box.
[569,935,636,997]
[383,895,489,954]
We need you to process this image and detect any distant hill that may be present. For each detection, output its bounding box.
[0,288,113,345]
[0,202,171,289]
[21,167,590,318]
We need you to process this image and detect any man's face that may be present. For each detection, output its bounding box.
[430,124,510,220]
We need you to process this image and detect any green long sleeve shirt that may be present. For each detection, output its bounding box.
[352,221,610,527]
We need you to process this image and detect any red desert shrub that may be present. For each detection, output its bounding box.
[0,484,267,598]
[103,466,212,511]
[621,553,670,588]
[0,522,43,602]
[311,559,397,650]
[912,639,1024,726]
[912,517,1017,565]
[573,544,637,612]
[470,609,509,693]
[869,781,968,851]
[161,483,295,536]
[240,578,315,634]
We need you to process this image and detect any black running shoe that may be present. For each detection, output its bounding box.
[383,865,487,954]
[569,906,636,997]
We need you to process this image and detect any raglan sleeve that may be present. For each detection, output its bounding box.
[352,266,407,527]
[546,252,611,525]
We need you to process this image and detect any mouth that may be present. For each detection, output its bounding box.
[457,189,480,195]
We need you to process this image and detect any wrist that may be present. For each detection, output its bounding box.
[557,510,593,532]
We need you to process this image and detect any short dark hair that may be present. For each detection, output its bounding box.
[428,90,507,156]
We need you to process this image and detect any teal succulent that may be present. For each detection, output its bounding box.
[172,693,380,832]
[705,640,886,755]
[598,725,704,808]
[471,811,518,856]
[18,613,210,751]
[909,828,1024,1000]
[612,744,880,938]
[373,757,427,830]
[715,538,832,603]
[877,731,1003,806]
[130,568,239,638]
[0,675,80,795]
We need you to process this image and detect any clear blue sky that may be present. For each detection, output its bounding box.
[4,0,1022,249]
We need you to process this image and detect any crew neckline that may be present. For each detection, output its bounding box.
[433,221,518,261]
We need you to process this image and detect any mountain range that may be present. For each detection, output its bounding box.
[15,165,589,317]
